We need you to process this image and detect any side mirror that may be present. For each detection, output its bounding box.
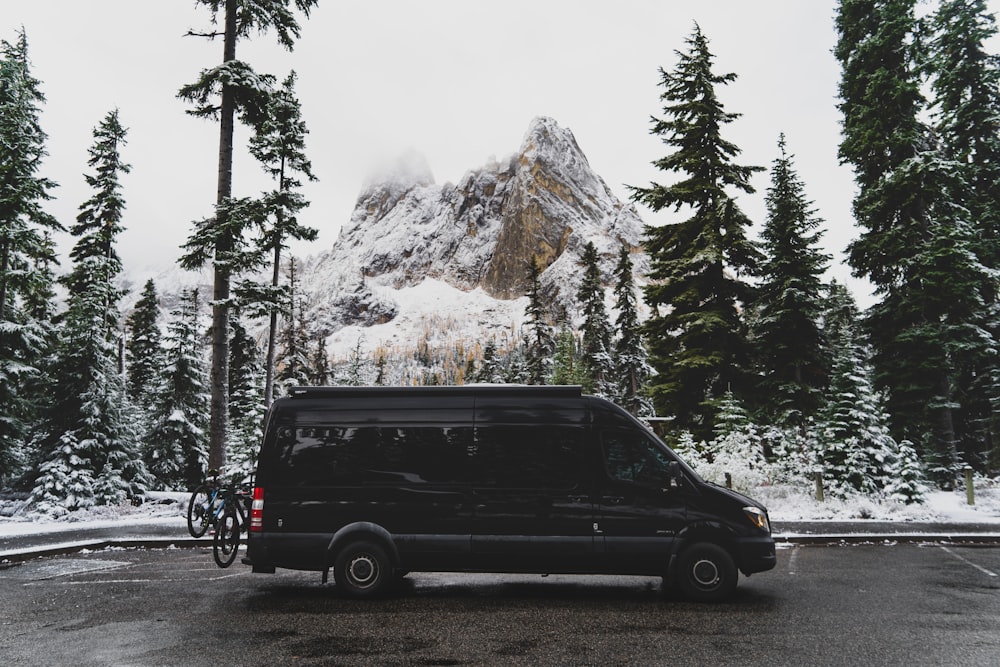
[668,461,682,489]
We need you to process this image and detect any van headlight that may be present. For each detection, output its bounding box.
[743,506,770,533]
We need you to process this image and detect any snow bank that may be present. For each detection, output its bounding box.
[0,491,187,536]
[759,485,1000,523]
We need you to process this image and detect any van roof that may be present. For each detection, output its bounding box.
[284,385,584,399]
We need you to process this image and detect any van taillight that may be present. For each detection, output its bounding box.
[250,487,264,532]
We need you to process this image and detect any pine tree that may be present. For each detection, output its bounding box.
[84,353,149,505]
[32,110,147,508]
[815,283,898,498]
[836,0,998,474]
[628,24,762,441]
[765,422,821,489]
[701,390,768,492]
[62,109,129,306]
[928,0,1000,268]
[244,71,319,407]
[504,344,530,384]
[341,338,368,387]
[0,30,60,321]
[125,279,163,407]
[227,314,264,479]
[577,241,614,396]
[308,334,331,385]
[862,162,997,475]
[884,439,926,504]
[178,0,317,472]
[752,135,830,426]
[145,289,209,490]
[29,432,96,515]
[274,257,311,391]
[550,324,585,387]
[927,0,1000,471]
[31,296,147,510]
[612,245,654,417]
[13,232,60,477]
[0,30,61,482]
[475,340,505,384]
[524,258,554,385]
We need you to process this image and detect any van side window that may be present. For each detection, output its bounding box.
[274,425,473,486]
[473,425,585,489]
[601,429,674,486]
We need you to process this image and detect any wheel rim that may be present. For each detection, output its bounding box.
[347,554,379,589]
[221,517,238,554]
[691,558,721,589]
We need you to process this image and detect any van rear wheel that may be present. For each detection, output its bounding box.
[334,540,392,598]
[676,542,737,602]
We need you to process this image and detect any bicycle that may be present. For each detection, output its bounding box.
[186,470,226,538]
[212,484,251,568]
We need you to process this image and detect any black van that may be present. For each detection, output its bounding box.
[244,385,775,601]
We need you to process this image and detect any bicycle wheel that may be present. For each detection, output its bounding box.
[213,507,241,568]
[186,485,212,538]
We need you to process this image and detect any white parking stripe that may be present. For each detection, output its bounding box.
[939,546,998,577]
[787,546,800,575]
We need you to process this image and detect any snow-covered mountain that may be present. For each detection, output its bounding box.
[303,116,648,356]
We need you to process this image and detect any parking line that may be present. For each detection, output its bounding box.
[939,545,998,577]
[787,546,800,575]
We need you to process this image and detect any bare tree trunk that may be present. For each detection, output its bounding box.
[207,0,238,472]
[264,241,281,408]
[0,239,9,322]
[937,372,960,475]
[263,158,288,408]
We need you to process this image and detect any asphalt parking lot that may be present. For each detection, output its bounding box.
[1,541,999,666]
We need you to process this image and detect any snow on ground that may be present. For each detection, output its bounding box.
[758,485,1000,523]
[1,485,998,541]
[0,491,188,537]
[324,278,528,359]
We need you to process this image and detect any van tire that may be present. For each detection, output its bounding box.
[676,542,737,602]
[334,540,392,598]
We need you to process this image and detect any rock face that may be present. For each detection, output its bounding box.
[304,116,646,335]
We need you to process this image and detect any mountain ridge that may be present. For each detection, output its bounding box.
[303,116,649,351]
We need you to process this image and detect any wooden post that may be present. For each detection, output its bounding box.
[965,465,975,506]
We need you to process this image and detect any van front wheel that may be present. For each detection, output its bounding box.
[334,540,392,598]
[676,542,737,602]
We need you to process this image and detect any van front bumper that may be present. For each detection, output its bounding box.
[735,535,777,575]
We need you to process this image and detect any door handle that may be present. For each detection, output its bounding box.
[567,495,588,503]
[602,496,625,505]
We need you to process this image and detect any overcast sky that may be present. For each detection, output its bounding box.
[7,1,1000,306]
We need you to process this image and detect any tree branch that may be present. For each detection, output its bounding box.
[185,29,224,39]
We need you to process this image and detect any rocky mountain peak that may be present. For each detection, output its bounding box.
[355,150,436,221]
[484,116,639,298]
[303,116,646,338]
[519,115,594,180]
